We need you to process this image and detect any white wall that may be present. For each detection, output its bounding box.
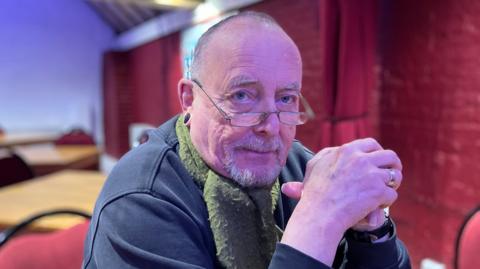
[0,0,114,143]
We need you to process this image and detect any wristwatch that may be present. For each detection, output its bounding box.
[346,216,393,243]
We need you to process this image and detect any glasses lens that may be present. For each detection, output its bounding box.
[230,113,262,127]
[230,112,309,127]
[279,112,306,125]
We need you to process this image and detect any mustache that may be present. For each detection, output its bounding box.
[232,136,283,152]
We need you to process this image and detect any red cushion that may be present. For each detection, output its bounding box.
[458,211,480,269]
[55,129,95,145]
[0,221,90,269]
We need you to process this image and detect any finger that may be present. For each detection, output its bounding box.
[383,168,402,190]
[366,149,402,170]
[366,208,385,227]
[344,137,383,153]
[380,187,398,208]
[281,182,304,200]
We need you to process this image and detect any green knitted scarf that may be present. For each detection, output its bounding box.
[175,115,280,269]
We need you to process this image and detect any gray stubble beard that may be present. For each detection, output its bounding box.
[225,160,281,187]
[223,138,284,187]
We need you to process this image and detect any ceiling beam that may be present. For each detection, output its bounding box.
[88,0,203,10]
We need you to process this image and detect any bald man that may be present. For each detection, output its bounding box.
[83,11,410,269]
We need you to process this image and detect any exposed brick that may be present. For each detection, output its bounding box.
[379,0,480,267]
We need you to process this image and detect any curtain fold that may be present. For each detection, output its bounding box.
[319,0,378,147]
[103,33,182,158]
[130,32,182,126]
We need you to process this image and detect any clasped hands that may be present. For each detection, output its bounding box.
[283,137,402,231]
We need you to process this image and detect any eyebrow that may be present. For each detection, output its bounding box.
[281,82,301,92]
[227,76,300,92]
[227,75,259,89]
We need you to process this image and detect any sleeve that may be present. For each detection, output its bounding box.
[335,221,411,269]
[269,243,331,269]
[83,192,216,269]
[267,222,411,269]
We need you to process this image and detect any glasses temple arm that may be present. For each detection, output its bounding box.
[191,79,231,120]
[299,94,316,119]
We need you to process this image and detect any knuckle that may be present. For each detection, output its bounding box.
[397,158,403,170]
[364,137,379,147]
[339,144,352,155]
[397,170,403,180]
[384,149,396,156]
[387,149,401,162]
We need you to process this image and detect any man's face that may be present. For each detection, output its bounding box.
[189,21,302,187]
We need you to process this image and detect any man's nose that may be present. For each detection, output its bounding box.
[253,111,281,136]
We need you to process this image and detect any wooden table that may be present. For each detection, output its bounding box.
[0,170,106,232]
[13,144,100,176]
[0,133,59,148]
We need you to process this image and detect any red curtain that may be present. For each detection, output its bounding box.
[318,0,378,147]
[103,51,133,158]
[103,33,182,158]
[129,32,182,126]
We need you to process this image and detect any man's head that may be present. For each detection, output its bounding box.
[178,11,303,187]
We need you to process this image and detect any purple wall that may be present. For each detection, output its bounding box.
[0,0,114,143]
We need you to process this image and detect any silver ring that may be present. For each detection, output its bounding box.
[387,169,396,188]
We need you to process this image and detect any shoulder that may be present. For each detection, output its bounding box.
[96,116,201,204]
[84,116,215,267]
[89,115,210,237]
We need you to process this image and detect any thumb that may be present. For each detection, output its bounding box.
[281,181,304,200]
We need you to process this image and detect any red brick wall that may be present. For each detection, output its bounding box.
[379,0,480,267]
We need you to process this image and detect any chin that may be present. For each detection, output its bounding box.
[226,163,281,188]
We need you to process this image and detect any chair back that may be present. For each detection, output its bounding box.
[0,221,90,269]
[0,150,34,187]
[55,128,95,145]
[455,206,480,269]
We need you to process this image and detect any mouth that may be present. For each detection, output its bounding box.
[239,145,278,152]
[237,147,278,158]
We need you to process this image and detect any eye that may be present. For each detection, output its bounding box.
[279,95,297,104]
[230,90,250,102]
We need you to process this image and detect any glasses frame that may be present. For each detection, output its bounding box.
[191,79,315,127]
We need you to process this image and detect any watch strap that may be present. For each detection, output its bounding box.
[346,216,393,243]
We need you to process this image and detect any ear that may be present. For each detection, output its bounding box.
[177,78,194,112]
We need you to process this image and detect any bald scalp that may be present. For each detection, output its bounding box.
[190,11,293,80]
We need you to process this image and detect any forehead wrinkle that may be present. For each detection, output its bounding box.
[280,82,301,92]
[227,75,259,89]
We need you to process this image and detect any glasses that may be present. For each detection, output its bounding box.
[191,79,315,127]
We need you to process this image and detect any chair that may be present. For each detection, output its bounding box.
[454,205,480,269]
[55,128,95,145]
[0,149,35,188]
[0,209,91,269]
